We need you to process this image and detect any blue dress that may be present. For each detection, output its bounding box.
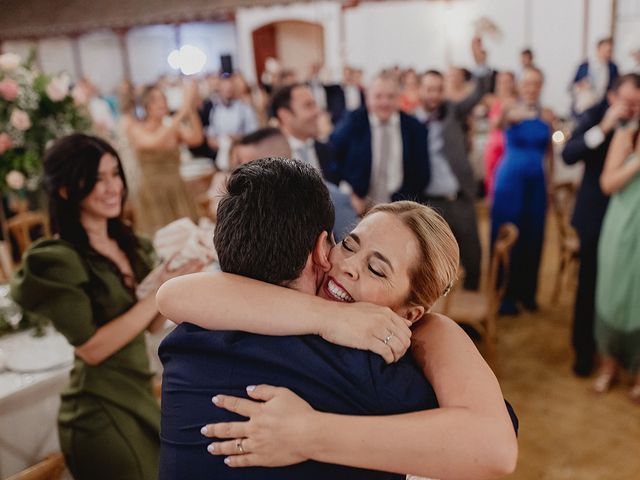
[491,117,551,310]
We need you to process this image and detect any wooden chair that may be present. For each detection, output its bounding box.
[6,211,50,258]
[433,223,519,366]
[6,453,66,480]
[549,182,580,304]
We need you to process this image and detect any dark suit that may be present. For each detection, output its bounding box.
[561,100,612,373]
[329,107,430,201]
[573,61,619,90]
[314,140,341,185]
[158,324,439,479]
[421,73,493,290]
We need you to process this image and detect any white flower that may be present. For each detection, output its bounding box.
[45,74,70,102]
[0,53,21,71]
[5,170,26,190]
[9,109,32,131]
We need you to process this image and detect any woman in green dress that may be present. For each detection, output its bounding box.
[594,124,640,402]
[11,134,202,479]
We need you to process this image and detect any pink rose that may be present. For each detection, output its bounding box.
[46,75,70,102]
[5,170,25,190]
[0,78,19,101]
[0,132,13,155]
[9,109,31,131]
[0,53,21,71]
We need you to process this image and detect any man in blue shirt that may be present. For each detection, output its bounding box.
[158,157,440,479]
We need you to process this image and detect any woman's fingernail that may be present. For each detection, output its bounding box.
[212,395,220,404]
[224,457,231,465]
[246,385,256,392]
[207,444,215,453]
[200,426,208,435]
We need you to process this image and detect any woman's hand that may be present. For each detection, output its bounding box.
[319,302,412,363]
[202,385,315,468]
[158,257,205,285]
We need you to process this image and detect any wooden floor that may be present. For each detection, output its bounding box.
[477,207,640,479]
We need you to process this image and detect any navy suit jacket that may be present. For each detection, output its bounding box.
[561,100,611,240]
[573,61,619,90]
[329,107,430,200]
[314,140,341,185]
[158,324,439,480]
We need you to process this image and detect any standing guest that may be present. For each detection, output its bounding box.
[572,37,620,116]
[329,71,430,216]
[563,73,640,376]
[593,121,640,401]
[206,74,258,164]
[492,67,554,314]
[10,134,202,480]
[484,71,518,200]
[415,36,493,290]
[516,48,536,80]
[128,82,203,236]
[271,84,358,238]
[399,69,421,115]
[445,67,473,103]
[562,74,640,376]
[342,66,366,114]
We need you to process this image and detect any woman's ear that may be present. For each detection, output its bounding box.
[312,231,332,273]
[403,305,425,324]
[58,187,68,200]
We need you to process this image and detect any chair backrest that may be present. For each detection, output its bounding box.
[549,182,577,240]
[6,211,50,258]
[487,223,519,313]
[6,453,66,480]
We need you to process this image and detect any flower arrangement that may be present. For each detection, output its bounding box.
[0,51,90,192]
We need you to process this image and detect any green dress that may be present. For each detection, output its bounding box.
[595,154,640,373]
[10,237,161,480]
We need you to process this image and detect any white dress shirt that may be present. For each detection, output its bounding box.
[368,112,403,203]
[344,84,362,111]
[288,136,321,172]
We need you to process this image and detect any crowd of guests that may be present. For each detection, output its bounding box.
[7,28,640,480]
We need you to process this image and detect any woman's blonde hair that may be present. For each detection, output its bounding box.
[366,201,459,311]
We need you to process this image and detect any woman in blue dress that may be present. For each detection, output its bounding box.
[492,67,554,314]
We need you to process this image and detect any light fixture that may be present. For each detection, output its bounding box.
[166,45,207,75]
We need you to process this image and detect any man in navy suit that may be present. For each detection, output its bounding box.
[572,37,619,116]
[329,72,430,215]
[562,73,640,376]
[158,158,440,479]
[271,84,358,239]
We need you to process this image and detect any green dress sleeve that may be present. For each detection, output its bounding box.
[11,240,97,346]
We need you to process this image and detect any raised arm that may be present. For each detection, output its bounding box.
[202,313,517,479]
[600,127,640,195]
[156,272,412,363]
[128,118,181,152]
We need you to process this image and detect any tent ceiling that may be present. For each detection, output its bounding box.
[1,0,349,40]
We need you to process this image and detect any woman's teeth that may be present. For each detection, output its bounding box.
[328,279,354,302]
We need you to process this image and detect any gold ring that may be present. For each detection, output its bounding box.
[236,439,245,454]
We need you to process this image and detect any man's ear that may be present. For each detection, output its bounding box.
[312,231,332,273]
[58,187,68,200]
[403,305,425,325]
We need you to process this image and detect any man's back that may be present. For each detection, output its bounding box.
[159,322,439,479]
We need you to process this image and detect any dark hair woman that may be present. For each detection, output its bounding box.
[11,133,202,480]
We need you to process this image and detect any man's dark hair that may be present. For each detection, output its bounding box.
[214,157,334,286]
[612,73,640,92]
[521,48,533,57]
[237,127,285,146]
[422,69,443,79]
[269,83,306,119]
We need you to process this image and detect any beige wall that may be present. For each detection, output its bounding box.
[275,21,324,80]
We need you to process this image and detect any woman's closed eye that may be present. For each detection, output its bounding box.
[341,239,355,252]
[368,264,385,278]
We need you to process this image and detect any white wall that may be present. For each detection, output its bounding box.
[79,30,123,94]
[615,0,640,72]
[235,1,342,83]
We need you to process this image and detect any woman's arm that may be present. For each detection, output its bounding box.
[600,127,640,195]
[128,120,180,152]
[76,259,203,365]
[156,272,412,363]
[203,314,517,479]
[177,108,204,147]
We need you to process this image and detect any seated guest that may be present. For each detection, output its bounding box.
[330,71,430,216]
[206,74,258,169]
[11,134,201,480]
[415,36,493,290]
[157,157,518,479]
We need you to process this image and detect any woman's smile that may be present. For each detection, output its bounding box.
[323,276,355,303]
